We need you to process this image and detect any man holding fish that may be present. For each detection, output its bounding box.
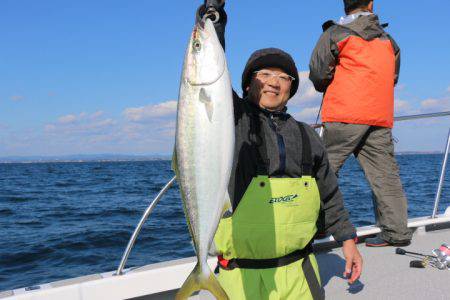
[174,1,362,299]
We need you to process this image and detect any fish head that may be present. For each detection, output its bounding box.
[185,19,225,86]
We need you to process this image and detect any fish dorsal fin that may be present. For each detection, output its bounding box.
[199,88,213,122]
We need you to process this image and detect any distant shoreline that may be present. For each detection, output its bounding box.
[0,159,170,164]
[0,152,444,164]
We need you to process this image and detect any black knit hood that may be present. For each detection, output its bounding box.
[241,48,299,98]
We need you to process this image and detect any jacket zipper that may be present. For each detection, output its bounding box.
[268,114,286,175]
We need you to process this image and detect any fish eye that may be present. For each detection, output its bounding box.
[193,40,202,51]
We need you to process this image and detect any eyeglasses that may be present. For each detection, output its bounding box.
[253,70,295,84]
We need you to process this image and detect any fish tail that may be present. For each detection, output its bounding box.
[175,263,228,300]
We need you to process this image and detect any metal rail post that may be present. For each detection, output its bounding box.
[318,126,324,138]
[432,129,450,218]
[115,176,177,275]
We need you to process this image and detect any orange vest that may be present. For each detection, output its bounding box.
[322,36,395,128]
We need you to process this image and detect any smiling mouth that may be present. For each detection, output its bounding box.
[264,91,279,96]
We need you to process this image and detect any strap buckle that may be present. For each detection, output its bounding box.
[218,255,235,270]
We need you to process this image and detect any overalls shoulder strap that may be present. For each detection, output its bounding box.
[297,122,313,177]
[249,110,269,175]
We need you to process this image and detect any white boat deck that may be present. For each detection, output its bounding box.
[1,213,449,300]
[317,226,450,300]
[192,226,450,300]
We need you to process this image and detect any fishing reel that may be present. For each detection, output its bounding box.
[397,244,450,270]
[432,243,450,270]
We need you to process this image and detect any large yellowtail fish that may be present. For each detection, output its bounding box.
[173,18,234,300]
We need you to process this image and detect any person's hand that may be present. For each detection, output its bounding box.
[342,239,363,284]
[204,0,225,10]
[201,0,225,23]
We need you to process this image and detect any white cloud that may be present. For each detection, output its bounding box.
[58,114,78,124]
[421,98,439,108]
[11,95,24,102]
[90,118,116,129]
[289,71,322,106]
[46,111,118,137]
[123,100,177,122]
[394,99,412,115]
[44,124,56,131]
[56,111,105,125]
[292,106,320,123]
[287,71,322,124]
[395,84,406,92]
[158,120,176,137]
[420,97,450,112]
[121,123,146,140]
[119,119,176,142]
[30,106,178,156]
[90,111,104,119]
[447,86,450,94]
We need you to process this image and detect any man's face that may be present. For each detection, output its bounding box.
[246,67,293,112]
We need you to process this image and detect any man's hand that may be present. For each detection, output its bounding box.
[201,0,225,23]
[342,239,363,284]
[205,0,225,9]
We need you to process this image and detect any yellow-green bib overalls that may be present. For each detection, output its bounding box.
[214,123,325,300]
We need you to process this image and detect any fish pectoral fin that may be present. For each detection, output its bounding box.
[222,191,233,216]
[199,88,214,122]
[171,147,179,175]
[175,263,229,300]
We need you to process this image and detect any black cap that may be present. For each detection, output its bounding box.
[241,48,299,98]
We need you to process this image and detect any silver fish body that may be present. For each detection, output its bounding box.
[174,18,234,300]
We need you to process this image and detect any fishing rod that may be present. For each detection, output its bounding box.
[314,94,324,125]
[395,248,434,258]
[396,248,437,269]
[396,246,450,270]
[313,21,332,128]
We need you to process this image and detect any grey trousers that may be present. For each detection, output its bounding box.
[323,122,412,243]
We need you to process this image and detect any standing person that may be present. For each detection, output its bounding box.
[193,1,362,299]
[309,0,412,247]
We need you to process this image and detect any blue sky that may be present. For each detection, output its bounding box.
[1,0,449,156]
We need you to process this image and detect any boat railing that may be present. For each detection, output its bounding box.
[432,128,450,218]
[115,110,450,276]
[115,176,177,275]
